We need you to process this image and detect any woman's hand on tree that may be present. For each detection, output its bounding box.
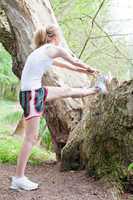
[86,67,100,77]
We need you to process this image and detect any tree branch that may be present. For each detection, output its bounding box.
[79,0,106,58]
[84,16,133,66]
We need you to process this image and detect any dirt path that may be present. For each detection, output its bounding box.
[0,162,132,200]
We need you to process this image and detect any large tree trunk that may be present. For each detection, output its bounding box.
[61,80,133,197]
[0,0,90,159]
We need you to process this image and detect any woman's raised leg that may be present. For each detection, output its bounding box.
[45,86,98,101]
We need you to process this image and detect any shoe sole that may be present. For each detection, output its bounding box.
[10,185,39,191]
[9,177,39,191]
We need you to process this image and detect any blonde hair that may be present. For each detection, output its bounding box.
[34,28,46,49]
[33,24,59,49]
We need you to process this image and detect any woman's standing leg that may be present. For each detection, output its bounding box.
[11,117,40,190]
[45,86,98,101]
[15,117,40,177]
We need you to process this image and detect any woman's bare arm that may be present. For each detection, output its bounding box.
[47,44,99,75]
[53,59,93,75]
[57,47,99,75]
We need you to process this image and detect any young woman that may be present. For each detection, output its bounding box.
[10,25,101,191]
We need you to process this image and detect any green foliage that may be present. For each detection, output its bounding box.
[3,111,22,124]
[0,44,18,85]
[0,100,21,135]
[0,136,20,164]
[0,100,20,119]
[0,100,55,165]
[128,163,133,171]
[0,135,54,165]
[29,146,54,165]
[0,44,19,100]
[51,0,132,80]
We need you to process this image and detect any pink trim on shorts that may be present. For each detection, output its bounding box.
[25,115,41,121]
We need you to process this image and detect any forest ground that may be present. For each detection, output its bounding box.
[0,161,132,200]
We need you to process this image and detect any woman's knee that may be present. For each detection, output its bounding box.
[25,133,38,145]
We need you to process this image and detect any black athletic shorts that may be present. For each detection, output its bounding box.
[19,87,48,120]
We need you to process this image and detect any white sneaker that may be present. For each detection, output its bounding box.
[10,176,39,191]
[95,74,108,94]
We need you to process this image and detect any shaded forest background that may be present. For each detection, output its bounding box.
[51,0,133,80]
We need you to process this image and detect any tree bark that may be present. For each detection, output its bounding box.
[0,0,90,159]
[61,80,133,196]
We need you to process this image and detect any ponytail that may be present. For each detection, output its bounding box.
[33,28,47,49]
[33,24,59,49]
